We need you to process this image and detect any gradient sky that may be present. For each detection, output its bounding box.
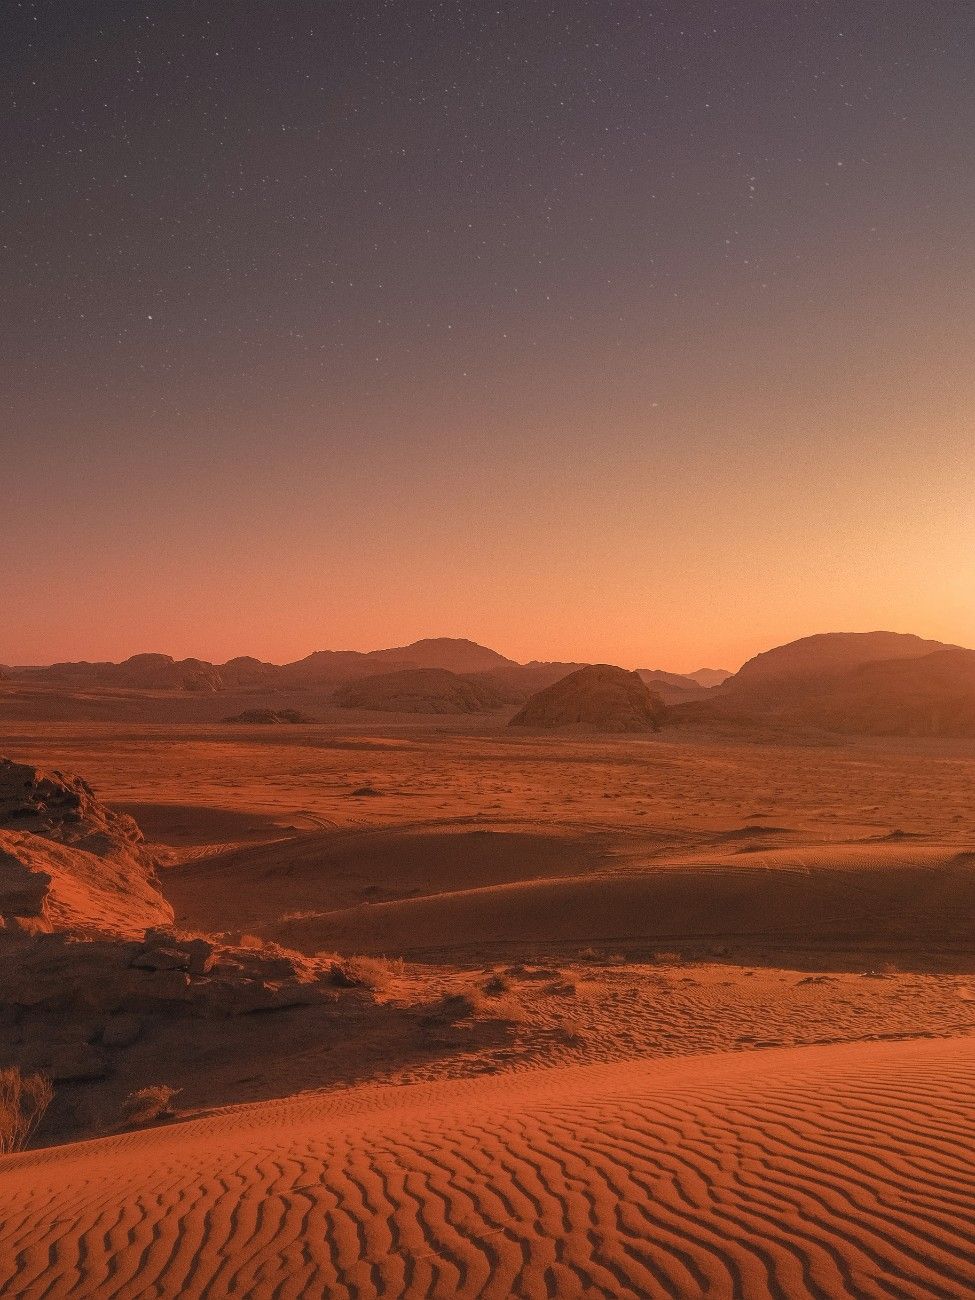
[2,1,973,670]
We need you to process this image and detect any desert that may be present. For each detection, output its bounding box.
[6,3,973,1294]
[3,633,975,1297]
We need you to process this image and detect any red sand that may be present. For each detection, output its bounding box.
[3,1035,974,1298]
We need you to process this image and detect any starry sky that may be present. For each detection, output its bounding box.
[2,1,974,669]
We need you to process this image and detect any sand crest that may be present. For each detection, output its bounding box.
[3,1035,974,1299]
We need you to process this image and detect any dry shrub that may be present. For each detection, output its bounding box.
[121,1084,181,1128]
[349,955,404,990]
[454,989,525,1023]
[0,1067,54,1154]
[326,955,404,992]
[557,1016,586,1047]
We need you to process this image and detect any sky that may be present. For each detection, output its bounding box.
[2,1,973,671]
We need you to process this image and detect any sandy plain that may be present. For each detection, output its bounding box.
[2,709,974,1297]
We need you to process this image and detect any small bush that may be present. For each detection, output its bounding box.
[326,955,403,992]
[0,1067,54,1154]
[557,1016,586,1047]
[121,1084,181,1128]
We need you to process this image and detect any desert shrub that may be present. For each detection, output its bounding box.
[0,1067,54,1154]
[344,956,396,990]
[325,955,404,992]
[557,1016,586,1047]
[121,1084,181,1127]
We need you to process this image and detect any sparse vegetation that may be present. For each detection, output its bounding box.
[237,933,266,950]
[324,955,404,992]
[557,1017,585,1047]
[121,1084,181,1128]
[0,1068,54,1154]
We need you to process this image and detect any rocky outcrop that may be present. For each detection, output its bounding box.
[0,929,345,1031]
[0,929,360,1092]
[509,665,667,733]
[0,758,171,936]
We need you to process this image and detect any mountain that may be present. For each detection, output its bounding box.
[670,633,975,737]
[470,661,588,704]
[509,665,667,732]
[366,638,515,674]
[9,638,516,694]
[754,647,975,736]
[20,653,225,693]
[637,669,701,690]
[686,668,732,687]
[635,669,711,704]
[334,668,506,714]
[728,632,954,690]
[275,649,405,687]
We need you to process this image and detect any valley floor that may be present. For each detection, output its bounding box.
[2,716,975,1296]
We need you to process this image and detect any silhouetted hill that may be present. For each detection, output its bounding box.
[510,665,666,732]
[334,668,505,714]
[366,638,515,673]
[729,632,953,690]
[30,654,224,692]
[471,661,588,704]
[765,648,975,736]
[7,640,553,696]
[636,669,711,704]
[670,635,975,737]
[275,649,407,687]
[686,668,733,687]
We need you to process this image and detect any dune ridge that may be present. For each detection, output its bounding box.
[2,1035,974,1298]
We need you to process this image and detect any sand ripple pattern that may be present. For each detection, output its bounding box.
[2,1036,975,1299]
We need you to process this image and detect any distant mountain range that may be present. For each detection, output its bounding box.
[5,630,975,736]
[0,638,730,705]
[673,631,975,736]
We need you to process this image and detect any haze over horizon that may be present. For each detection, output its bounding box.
[4,2,973,669]
[6,624,973,680]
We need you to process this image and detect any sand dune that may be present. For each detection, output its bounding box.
[2,1035,974,1298]
[167,823,615,934]
[168,822,975,964]
[274,850,975,959]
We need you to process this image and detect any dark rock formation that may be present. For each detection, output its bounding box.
[0,758,171,935]
[509,665,667,733]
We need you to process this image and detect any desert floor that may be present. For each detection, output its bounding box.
[2,715,975,1297]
